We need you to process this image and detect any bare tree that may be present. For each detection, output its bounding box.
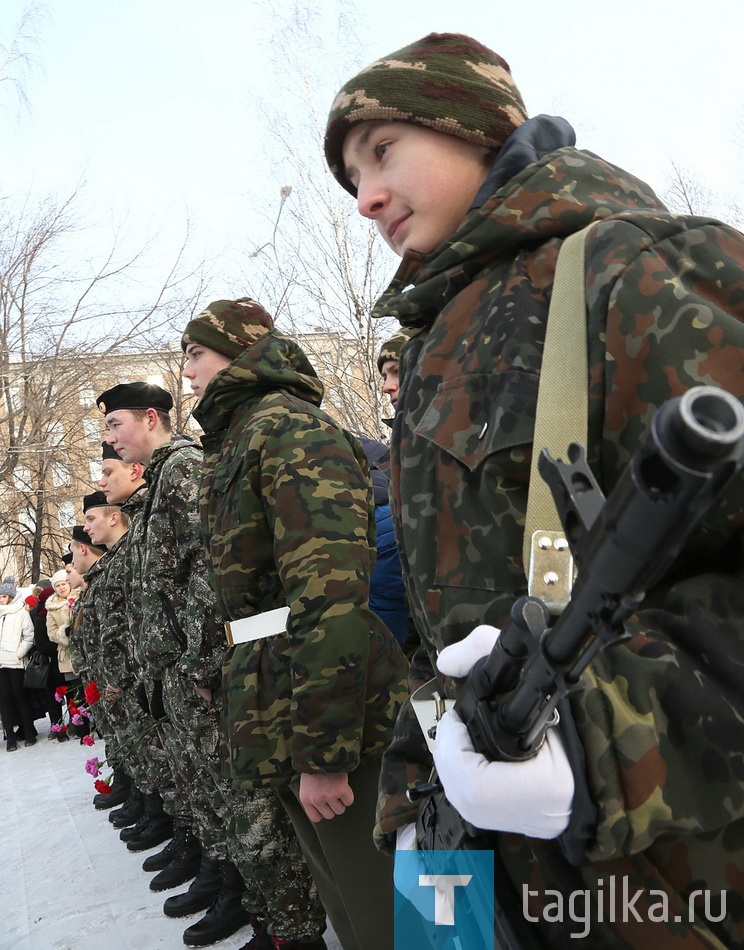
[663,160,743,228]
[0,1,45,118]
[236,1,399,441]
[0,187,210,581]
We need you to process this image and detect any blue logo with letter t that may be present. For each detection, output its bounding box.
[394,850,494,949]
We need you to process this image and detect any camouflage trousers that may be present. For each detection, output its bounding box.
[160,666,326,942]
[102,687,180,816]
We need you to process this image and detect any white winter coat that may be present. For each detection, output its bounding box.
[0,597,34,669]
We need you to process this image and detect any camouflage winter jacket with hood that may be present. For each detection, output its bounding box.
[374,117,744,947]
[125,437,224,689]
[194,330,409,789]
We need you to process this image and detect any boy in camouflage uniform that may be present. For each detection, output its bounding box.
[182,298,409,950]
[98,381,326,950]
[325,32,744,949]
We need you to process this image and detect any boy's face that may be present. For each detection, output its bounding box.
[182,344,233,401]
[66,563,84,589]
[342,121,492,257]
[84,507,113,546]
[98,459,137,505]
[380,358,400,409]
[104,409,153,465]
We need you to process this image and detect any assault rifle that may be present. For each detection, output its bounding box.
[414,386,744,857]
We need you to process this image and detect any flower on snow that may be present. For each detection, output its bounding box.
[81,734,95,747]
[85,758,103,777]
[94,779,112,796]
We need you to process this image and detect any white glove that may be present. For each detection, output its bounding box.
[395,823,417,851]
[433,625,574,839]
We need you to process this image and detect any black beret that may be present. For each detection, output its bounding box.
[96,381,173,415]
[61,552,73,565]
[102,440,120,460]
[70,524,106,552]
[83,491,109,512]
[70,525,89,545]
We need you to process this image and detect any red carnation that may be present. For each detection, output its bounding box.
[84,681,102,705]
[81,735,95,747]
[94,779,112,795]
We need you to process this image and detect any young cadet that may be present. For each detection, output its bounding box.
[325,32,744,949]
[98,381,325,950]
[182,298,409,950]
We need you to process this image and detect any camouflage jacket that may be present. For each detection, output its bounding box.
[125,436,223,688]
[81,534,137,689]
[374,118,744,947]
[194,331,409,788]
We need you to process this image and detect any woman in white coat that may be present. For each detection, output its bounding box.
[0,576,36,751]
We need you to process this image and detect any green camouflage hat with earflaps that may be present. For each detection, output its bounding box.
[325,32,528,196]
[377,327,418,372]
[181,298,274,360]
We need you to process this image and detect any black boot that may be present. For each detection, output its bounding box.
[143,825,185,872]
[163,854,221,918]
[182,861,251,946]
[122,792,174,851]
[149,827,201,891]
[94,767,131,809]
[109,786,145,827]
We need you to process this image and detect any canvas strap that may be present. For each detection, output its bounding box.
[522,223,597,578]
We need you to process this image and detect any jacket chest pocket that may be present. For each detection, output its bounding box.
[411,369,537,592]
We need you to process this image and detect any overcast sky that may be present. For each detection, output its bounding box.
[2,0,742,307]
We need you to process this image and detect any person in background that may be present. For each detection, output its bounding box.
[376,327,417,418]
[358,436,415,659]
[0,576,36,751]
[29,582,64,738]
[183,297,409,950]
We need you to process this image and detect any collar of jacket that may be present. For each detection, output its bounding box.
[144,435,200,486]
[193,329,324,435]
[371,114,665,330]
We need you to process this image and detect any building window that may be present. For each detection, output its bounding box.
[58,502,75,529]
[19,507,36,533]
[52,462,70,487]
[6,387,21,412]
[13,465,32,492]
[83,418,100,443]
[79,387,96,409]
[89,459,102,483]
[147,374,165,389]
[48,421,64,446]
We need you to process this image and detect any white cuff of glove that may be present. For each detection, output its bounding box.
[395,822,418,851]
[434,624,574,840]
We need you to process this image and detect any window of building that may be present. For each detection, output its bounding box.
[6,387,21,412]
[147,374,165,389]
[47,421,64,446]
[89,459,102,483]
[13,465,32,492]
[19,507,36,533]
[83,418,100,443]
[58,502,75,529]
[79,387,96,409]
[52,462,70,487]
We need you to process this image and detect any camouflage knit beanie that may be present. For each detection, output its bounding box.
[181,298,274,361]
[325,32,528,195]
[377,327,417,372]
